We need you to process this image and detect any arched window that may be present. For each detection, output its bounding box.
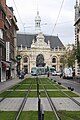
[23,57,28,63]
[60,58,63,63]
[52,58,56,63]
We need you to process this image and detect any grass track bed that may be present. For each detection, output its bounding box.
[16,85,30,89]
[9,85,21,90]
[10,85,30,90]
[39,78,50,84]
[54,84,66,89]
[58,111,80,120]
[0,91,27,97]
[20,111,38,120]
[21,78,37,84]
[0,111,17,120]
[31,85,37,89]
[0,111,80,120]
[28,91,37,97]
[40,91,79,97]
[44,85,57,89]
[63,91,79,97]
[20,111,56,120]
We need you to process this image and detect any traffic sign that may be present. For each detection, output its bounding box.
[16,55,22,60]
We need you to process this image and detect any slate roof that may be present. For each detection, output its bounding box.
[17,33,65,49]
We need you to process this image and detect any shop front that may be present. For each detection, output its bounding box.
[1,61,11,82]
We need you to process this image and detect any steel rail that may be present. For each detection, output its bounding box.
[15,80,34,120]
[40,79,61,120]
[49,78,80,108]
[0,80,24,102]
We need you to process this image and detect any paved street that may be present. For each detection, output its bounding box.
[51,76,80,93]
[0,77,21,93]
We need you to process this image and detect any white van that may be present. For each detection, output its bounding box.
[63,67,73,79]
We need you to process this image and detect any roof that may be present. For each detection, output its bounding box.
[17,33,65,49]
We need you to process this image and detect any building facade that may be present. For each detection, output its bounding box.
[0,0,18,82]
[74,0,80,76]
[17,11,66,74]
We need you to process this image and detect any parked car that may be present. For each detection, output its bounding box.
[51,71,57,76]
[56,71,62,76]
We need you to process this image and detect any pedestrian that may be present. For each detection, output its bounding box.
[72,70,75,79]
[19,69,24,80]
[60,72,63,78]
[47,71,49,77]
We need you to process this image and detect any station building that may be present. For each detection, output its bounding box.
[17,11,66,74]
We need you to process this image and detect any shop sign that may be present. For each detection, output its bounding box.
[6,42,10,61]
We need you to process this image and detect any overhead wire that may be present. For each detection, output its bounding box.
[12,0,27,48]
[12,0,24,25]
[50,0,65,40]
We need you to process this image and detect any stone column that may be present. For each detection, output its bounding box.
[57,55,60,71]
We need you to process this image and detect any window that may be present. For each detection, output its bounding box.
[52,58,56,63]
[60,58,63,63]
[23,57,28,63]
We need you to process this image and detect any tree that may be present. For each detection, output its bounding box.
[61,44,76,68]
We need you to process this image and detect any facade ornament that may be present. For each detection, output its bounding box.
[21,44,22,50]
[32,39,35,44]
[48,40,50,45]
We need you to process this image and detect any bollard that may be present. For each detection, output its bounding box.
[38,98,41,120]
[58,82,61,85]
[54,80,56,82]
[40,104,44,120]
[68,86,71,89]
[71,88,74,91]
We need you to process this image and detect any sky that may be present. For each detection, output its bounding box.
[6,0,76,46]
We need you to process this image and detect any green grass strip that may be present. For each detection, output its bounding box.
[28,91,37,97]
[44,111,56,120]
[58,111,80,120]
[0,91,26,97]
[0,111,17,120]
[20,111,38,120]
[40,91,79,97]
[44,85,57,89]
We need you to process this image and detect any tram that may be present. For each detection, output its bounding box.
[31,67,46,76]
[31,66,55,76]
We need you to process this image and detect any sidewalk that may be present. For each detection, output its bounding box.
[0,77,21,93]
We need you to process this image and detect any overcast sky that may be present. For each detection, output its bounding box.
[6,0,76,46]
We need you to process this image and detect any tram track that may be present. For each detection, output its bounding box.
[15,80,33,120]
[40,78,61,120]
[48,78,80,108]
[0,78,36,120]
[0,81,24,102]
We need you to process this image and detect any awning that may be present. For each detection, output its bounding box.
[1,61,10,67]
